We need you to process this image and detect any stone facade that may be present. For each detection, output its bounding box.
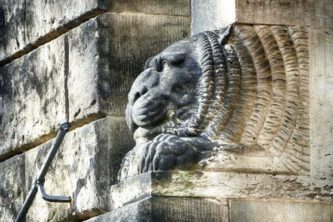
[0,0,332,222]
[0,1,191,221]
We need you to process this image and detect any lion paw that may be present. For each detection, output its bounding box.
[138,134,198,173]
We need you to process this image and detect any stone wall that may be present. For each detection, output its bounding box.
[1,0,332,221]
[0,1,191,221]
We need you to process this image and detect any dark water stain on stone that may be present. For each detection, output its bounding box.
[0,8,5,30]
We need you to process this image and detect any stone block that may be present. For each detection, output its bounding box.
[0,36,66,160]
[0,0,26,63]
[89,197,333,222]
[111,171,332,210]
[235,0,333,28]
[192,0,333,34]
[0,154,25,222]
[309,27,333,187]
[0,117,134,222]
[0,12,190,160]
[87,198,152,222]
[0,0,106,64]
[87,197,229,222]
[108,0,190,16]
[108,171,332,221]
[229,199,333,222]
[67,12,191,122]
[0,0,190,65]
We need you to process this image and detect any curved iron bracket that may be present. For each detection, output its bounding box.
[37,180,71,203]
[15,122,72,222]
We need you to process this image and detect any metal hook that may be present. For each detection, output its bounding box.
[37,180,71,203]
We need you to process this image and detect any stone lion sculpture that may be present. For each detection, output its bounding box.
[119,25,310,180]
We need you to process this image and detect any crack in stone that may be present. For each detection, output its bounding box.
[0,113,106,163]
[64,35,70,122]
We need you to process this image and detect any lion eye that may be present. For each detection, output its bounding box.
[162,61,171,70]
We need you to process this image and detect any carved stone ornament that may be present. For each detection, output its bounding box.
[119,25,309,180]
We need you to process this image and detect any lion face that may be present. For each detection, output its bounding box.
[126,39,202,141]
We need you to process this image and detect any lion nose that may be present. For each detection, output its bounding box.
[128,85,149,106]
[133,86,148,103]
[128,69,159,105]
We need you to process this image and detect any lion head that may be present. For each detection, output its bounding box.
[126,26,232,144]
[126,39,200,141]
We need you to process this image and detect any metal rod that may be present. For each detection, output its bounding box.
[15,122,71,222]
[38,182,71,203]
[14,182,38,222]
[37,122,70,180]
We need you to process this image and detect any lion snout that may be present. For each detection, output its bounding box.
[131,92,168,127]
[128,69,159,105]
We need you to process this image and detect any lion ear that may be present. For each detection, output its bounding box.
[143,56,154,70]
[218,24,233,45]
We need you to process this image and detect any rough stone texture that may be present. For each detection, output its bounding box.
[0,12,190,161]
[87,197,229,222]
[235,0,333,28]
[0,0,190,65]
[25,117,134,222]
[309,27,333,187]
[191,0,236,35]
[111,174,153,210]
[89,196,333,222]
[199,149,289,174]
[192,0,333,34]
[87,198,152,222]
[0,36,66,160]
[108,0,190,16]
[68,12,190,122]
[229,199,333,222]
[0,0,26,62]
[0,154,25,222]
[0,117,134,222]
[111,171,333,210]
[66,18,103,124]
[109,172,332,221]
[0,0,106,64]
